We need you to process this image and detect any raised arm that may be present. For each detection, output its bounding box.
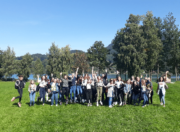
[92,67,94,79]
[37,75,40,83]
[75,67,79,78]
[116,70,119,79]
[104,68,107,80]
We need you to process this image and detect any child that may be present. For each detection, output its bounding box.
[50,78,59,106]
[156,77,166,107]
[11,75,26,107]
[28,80,36,106]
[86,79,93,106]
[106,79,115,108]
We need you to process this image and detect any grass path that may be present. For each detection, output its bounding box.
[0,81,180,131]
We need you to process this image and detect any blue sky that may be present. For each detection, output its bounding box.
[0,0,180,56]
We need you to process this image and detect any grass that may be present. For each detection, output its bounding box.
[0,81,180,132]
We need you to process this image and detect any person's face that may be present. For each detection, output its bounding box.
[102,74,104,77]
[42,76,45,80]
[127,79,130,84]
[160,77,163,82]
[98,76,101,79]
[31,80,34,84]
[137,77,140,81]
[118,77,121,81]
[54,79,57,83]
[64,75,67,79]
[72,73,75,77]
[132,76,134,80]
[19,77,23,81]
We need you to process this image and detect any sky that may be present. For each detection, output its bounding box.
[0,0,180,57]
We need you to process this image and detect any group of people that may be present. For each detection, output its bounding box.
[11,67,168,108]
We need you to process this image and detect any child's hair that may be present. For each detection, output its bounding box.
[29,80,35,88]
[18,75,23,78]
[97,76,102,82]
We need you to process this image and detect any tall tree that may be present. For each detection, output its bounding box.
[163,12,180,81]
[16,53,33,81]
[72,52,90,74]
[113,14,147,77]
[47,43,72,78]
[87,41,109,75]
[0,47,16,78]
[142,11,163,80]
[0,49,3,78]
[32,58,44,79]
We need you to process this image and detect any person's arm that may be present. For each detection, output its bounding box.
[104,68,107,80]
[28,85,31,93]
[37,75,40,83]
[116,71,119,79]
[75,67,79,78]
[92,67,94,79]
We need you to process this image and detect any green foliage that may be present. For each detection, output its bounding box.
[46,43,72,78]
[32,58,44,79]
[142,11,163,76]
[0,49,3,78]
[113,14,147,77]
[16,53,33,81]
[87,41,109,74]
[0,47,16,78]
[163,12,180,80]
[1,81,180,131]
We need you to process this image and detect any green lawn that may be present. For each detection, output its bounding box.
[0,81,180,132]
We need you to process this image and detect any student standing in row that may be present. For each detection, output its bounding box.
[106,79,115,108]
[157,77,166,107]
[124,79,131,105]
[86,78,93,106]
[11,75,26,107]
[28,80,36,106]
[70,67,79,103]
[60,72,72,105]
[141,79,148,107]
[96,76,104,106]
[50,78,59,106]
[37,75,47,105]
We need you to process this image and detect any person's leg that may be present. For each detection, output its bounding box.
[73,86,76,102]
[33,92,36,105]
[86,89,89,103]
[162,94,165,105]
[124,94,127,104]
[109,97,112,106]
[89,89,92,104]
[55,93,58,105]
[42,88,46,104]
[29,92,32,106]
[96,87,100,102]
[51,93,54,105]
[151,91,153,104]
[99,87,102,102]
[70,86,73,101]
[46,92,49,101]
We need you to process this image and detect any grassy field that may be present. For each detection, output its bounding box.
[0,81,180,132]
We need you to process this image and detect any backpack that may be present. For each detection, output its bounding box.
[36,84,40,92]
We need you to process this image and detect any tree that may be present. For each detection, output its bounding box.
[142,11,163,80]
[72,52,90,74]
[0,49,3,78]
[47,43,72,78]
[163,12,180,81]
[113,14,147,77]
[32,58,44,79]
[0,47,16,78]
[16,53,33,81]
[87,41,109,75]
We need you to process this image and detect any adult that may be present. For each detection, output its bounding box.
[28,80,36,106]
[106,79,115,108]
[50,78,59,106]
[11,75,26,107]
[102,69,108,103]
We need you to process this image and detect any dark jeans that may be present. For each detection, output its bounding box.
[150,91,153,104]
[82,86,86,100]
[113,87,118,101]
[92,86,97,103]
[118,89,124,103]
[40,88,46,103]
[62,87,69,100]
[86,89,92,103]
[15,88,23,103]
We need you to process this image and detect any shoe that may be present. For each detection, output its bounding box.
[18,102,21,107]
[163,105,165,107]
[32,104,34,106]
[56,104,58,106]
[48,99,51,102]
[89,103,92,106]
[87,103,90,107]
[96,102,99,106]
[109,105,112,108]
[82,99,84,103]
[119,102,122,106]
[160,102,163,105]
[59,102,62,105]
[41,98,43,102]
[74,100,76,104]
[51,105,53,106]
[142,106,144,108]
[115,102,117,105]
[100,101,103,106]
[66,100,68,105]
[11,97,15,102]
[43,103,44,106]
[70,100,72,103]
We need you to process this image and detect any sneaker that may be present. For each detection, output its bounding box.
[43,103,44,106]
[109,105,112,108]
[100,101,103,106]
[29,104,31,107]
[87,103,90,107]
[119,102,122,106]
[51,105,53,106]
[56,104,58,106]
[11,97,15,102]
[89,103,92,106]
[66,100,68,105]
[41,98,43,102]
[59,102,62,105]
[18,102,21,107]
[82,99,84,103]
[70,100,72,103]
[115,102,118,105]
[142,106,145,108]
[48,99,51,102]
[96,102,99,106]
[163,105,165,107]
[160,102,163,105]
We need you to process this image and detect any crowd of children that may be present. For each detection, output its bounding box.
[11,67,168,108]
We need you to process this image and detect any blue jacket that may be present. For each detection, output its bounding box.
[124,84,131,94]
[50,82,59,93]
